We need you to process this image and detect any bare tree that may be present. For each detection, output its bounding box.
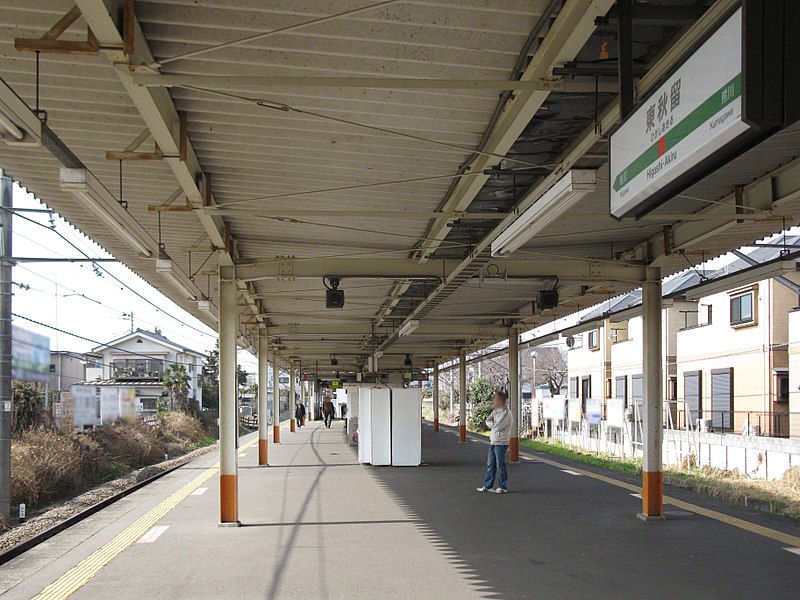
[522,345,567,395]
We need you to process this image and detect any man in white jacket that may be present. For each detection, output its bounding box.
[477,390,514,494]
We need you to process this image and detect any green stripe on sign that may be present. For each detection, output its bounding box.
[613,74,742,192]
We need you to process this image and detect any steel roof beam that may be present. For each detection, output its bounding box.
[131,74,618,94]
[378,0,740,352]
[234,257,646,283]
[268,324,508,337]
[417,0,616,261]
[75,0,264,334]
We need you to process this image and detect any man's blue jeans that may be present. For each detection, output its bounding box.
[483,444,508,490]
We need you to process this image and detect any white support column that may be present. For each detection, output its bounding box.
[640,265,664,520]
[218,266,238,524]
[257,329,269,466]
[508,330,520,463]
[433,362,440,432]
[272,353,281,444]
[459,349,467,443]
[290,366,297,432]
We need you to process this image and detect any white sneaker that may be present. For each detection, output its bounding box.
[493,487,508,494]
[476,487,491,492]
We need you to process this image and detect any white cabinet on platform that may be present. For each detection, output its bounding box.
[357,386,421,467]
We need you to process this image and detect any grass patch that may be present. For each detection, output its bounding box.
[520,438,642,476]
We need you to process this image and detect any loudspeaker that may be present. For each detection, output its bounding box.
[537,289,559,310]
[326,288,345,309]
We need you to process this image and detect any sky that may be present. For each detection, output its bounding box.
[9,182,258,373]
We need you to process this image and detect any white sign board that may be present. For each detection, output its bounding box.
[543,395,565,421]
[586,398,602,426]
[100,387,120,423]
[606,398,626,429]
[71,385,99,429]
[568,398,583,423]
[610,8,749,218]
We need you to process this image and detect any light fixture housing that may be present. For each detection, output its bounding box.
[398,319,420,337]
[491,169,597,257]
[59,168,153,258]
[197,298,218,324]
[156,256,198,301]
[0,79,41,146]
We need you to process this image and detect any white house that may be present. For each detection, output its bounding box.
[85,329,206,413]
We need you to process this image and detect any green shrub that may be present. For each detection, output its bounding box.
[470,400,494,432]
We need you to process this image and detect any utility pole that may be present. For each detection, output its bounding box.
[121,311,134,333]
[0,171,12,517]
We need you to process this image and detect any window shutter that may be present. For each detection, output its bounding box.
[711,368,733,429]
[683,371,702,424]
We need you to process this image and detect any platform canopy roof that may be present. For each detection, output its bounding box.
[0,0,799,377]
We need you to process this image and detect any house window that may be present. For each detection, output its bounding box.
[615,376,627,402]
[777,372,789,403]
[569,376,579,398]
[699,304,712,326]
[588,329,600,350]
[730,292,754,326]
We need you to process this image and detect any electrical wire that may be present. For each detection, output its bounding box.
[180,85,542,168]
[149,0,401,67]
[215,171,491,207]
[12,313,208,367]
[12,209,214,337]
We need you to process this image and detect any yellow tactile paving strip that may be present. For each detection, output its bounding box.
[528,451,800,548]
[31,428,272,600]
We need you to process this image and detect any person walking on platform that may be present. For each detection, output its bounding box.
[295,402,306,428]
[322,398,335,428]
[477,390,513,494]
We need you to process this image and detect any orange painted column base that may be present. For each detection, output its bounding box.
[459,424,467,443]
[300,415,305,426]
[433,418,439,432]
[220,474,239,524]
[509,437,520,463]
[641,471,664,518]
[258,439,268,465]
[273,424,281,444]
[290,418,296,432]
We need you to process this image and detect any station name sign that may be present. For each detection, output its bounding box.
[610,8,749,219]
[610,0,799,220]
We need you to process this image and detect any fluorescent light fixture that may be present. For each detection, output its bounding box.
[59,168,153,258]
[197,298,218,324]
[0,108,23,141]
[398,319,420,337]
[491,169,596,257]
[0,79,42,146]
[157,257,198,301]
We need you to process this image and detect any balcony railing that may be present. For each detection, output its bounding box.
[112,359,165,380]
[671,409,792,438]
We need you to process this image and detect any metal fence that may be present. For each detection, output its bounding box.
[671,409,793,438]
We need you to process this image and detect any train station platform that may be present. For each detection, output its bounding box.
[2,421,799,600]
